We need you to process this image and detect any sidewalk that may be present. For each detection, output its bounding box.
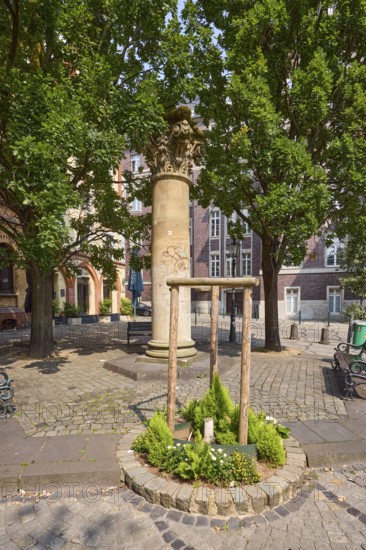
[1,330,366,548]
[1,331,365,490]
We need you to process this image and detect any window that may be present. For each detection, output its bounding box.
[131,154,141,173]
[130,198,141,212]
[326,239,342,267]
[240,210,251,235]
[210,210,220,238]
[103,279,112,301]
[0,245,14,294]
[225,213,236,236]
[286,288,299,315]
[328,287,341,314]
[210,253,220,277]
[226,255,234,277]
[242,252,251,275]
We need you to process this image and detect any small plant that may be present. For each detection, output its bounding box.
[248,410,286,467]
[99,298,112,316]
[181,373,237,443]
[131,411,173,467]
[52,300,61,316]
[162,438,261,486]
[121,297,133,315]
[231,451,262,483]
[63,302,81,318]
[182,375,289,468]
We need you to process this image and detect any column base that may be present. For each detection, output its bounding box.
[146,339,197,359]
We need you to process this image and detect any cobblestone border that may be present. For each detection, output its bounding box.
[117,430,307,517]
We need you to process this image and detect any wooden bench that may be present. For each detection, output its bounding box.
[127,321,152,346]
[332,341,366,399]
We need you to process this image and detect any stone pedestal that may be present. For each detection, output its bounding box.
[144,109,203,359]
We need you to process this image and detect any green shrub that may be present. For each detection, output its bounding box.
[181,374,238,443]
[99,298,112,316]
[231,452,262,484]
[120,297,133,315]
[248,410,286,467]
[63,302,81,318]
[173,432,212,480]
[343,303,366,320]
[131,411,173,467]
[205,447,235,485]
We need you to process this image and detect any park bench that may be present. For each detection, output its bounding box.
[127,321,152,346]
[0,370,15,416]
[332,341,366,399]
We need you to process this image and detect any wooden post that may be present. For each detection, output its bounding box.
[167,285,179,432]
[238,287,252,445]
[210,285,219,385]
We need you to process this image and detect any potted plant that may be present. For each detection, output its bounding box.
[120,297,133,318]
[98,298,112,322]
[63,302,82,325]
[52,300,62,326]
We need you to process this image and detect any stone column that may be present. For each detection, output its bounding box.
[144,110,204,359]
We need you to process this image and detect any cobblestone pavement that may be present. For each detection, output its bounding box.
[1,322,365,548]
[1,321,348,437]
[1,464,366,549]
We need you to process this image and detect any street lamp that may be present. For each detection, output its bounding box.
[228,238,240,343]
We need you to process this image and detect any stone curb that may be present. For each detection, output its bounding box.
[116,434,307,517]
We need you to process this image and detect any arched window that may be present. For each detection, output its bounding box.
[0,244,14,294]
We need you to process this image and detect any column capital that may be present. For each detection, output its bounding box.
[145,108,204,177]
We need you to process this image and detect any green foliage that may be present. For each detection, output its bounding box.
[98,299,112,316]
[181,373,238,442]
[163,439,261,486]
[338,238,366,304]
[248,410,286,467]
[120,297,133,316]
[181,375,288,467]
[0,0,186,357]
[173,432,212,480]
[343,303,366,321]
[183,1,366,350]
[231,452,262,484]
[52,300,61,316]
[131,411,173,468]
[63,303,81,318]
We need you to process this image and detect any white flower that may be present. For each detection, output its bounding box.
[176,443,181,447]
[217,448,223,454]
[220,460,223,465]
[167,446,172,450]
[211,456,217,461]
[223,453,227,458]
[266,415,278,425]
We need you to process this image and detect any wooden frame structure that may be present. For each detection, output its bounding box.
[166,277,259,444]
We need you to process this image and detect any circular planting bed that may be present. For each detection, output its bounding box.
[117,376,307,516]
[117,431,307,516]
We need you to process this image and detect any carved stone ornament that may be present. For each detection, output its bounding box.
[145,119,204,177]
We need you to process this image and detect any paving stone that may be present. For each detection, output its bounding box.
[175,484,194,512]
[228,486,250,514]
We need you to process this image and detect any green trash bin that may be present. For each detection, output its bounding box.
[352,320,366,346]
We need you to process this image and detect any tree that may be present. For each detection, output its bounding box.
[182,0,366,351]
[0,0,180,358]
[339,238,366,307]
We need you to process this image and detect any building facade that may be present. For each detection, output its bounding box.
[122,147,357,322]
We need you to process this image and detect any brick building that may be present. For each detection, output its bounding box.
[122,146,357,322]
[0,193,126,328]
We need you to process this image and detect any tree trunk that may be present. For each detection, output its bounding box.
[28,262,54,358]
[261,239,282,352]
